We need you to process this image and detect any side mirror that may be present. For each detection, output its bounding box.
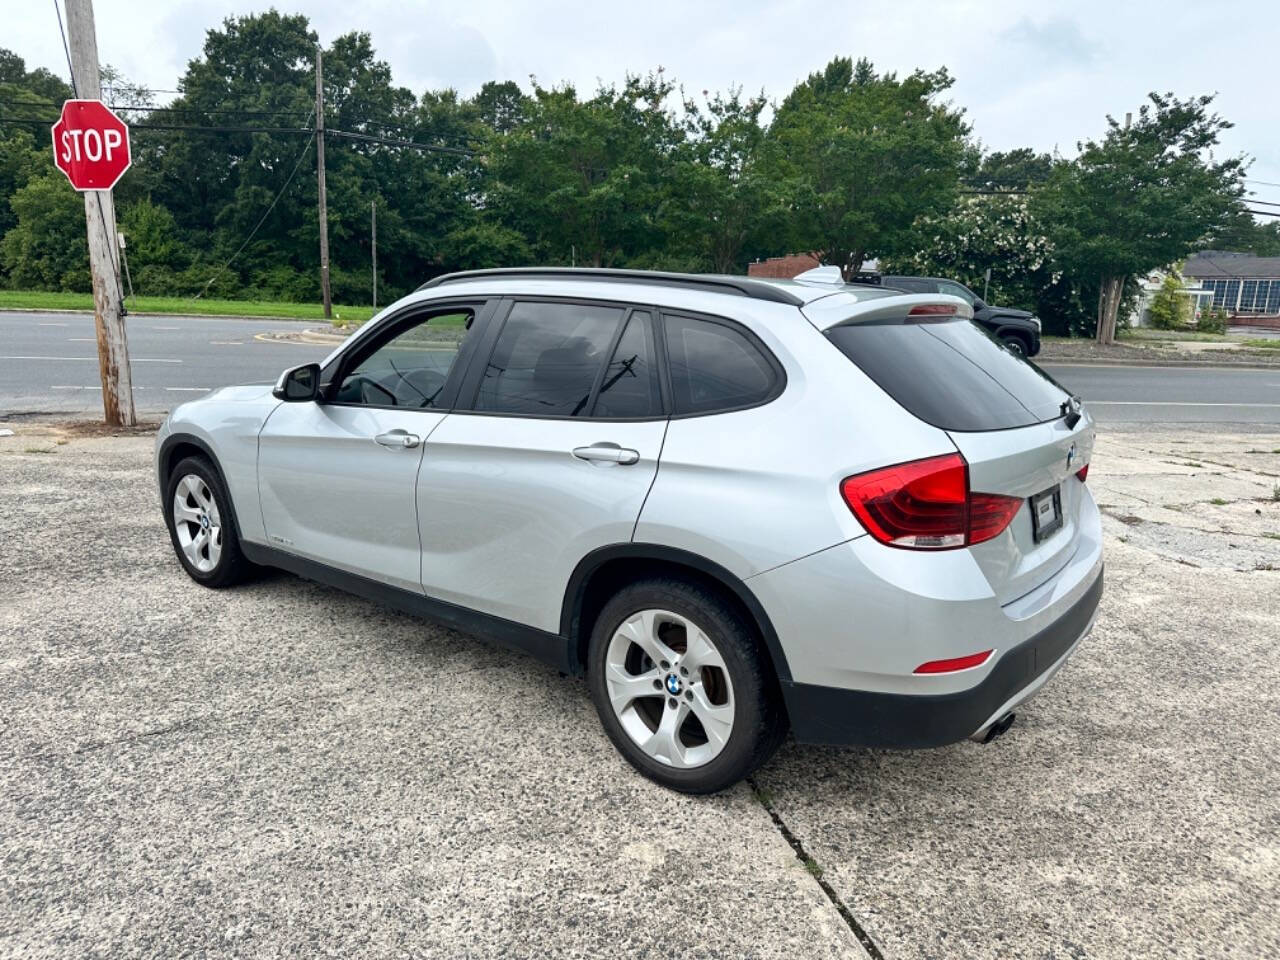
[972,299,987,311]
[273,363,320,402]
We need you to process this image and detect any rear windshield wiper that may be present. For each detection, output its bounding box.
[1060,395,1083,429]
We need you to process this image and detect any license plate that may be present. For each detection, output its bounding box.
[1030,485,1063,543]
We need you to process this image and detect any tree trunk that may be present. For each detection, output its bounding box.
[840,250,865,282]
[1095,275,1125,345]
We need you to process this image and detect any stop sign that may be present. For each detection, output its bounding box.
[51,99,131,192]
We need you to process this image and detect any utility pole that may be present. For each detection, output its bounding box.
[64,0,135,426]
[315,48,332,319]
[371,200,377,310]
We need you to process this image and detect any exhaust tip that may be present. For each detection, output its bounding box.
[974,712,1016,744]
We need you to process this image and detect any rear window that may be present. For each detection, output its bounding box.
[826,319,1070,431]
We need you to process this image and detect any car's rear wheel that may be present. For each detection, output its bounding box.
[587,578,785,793]
[164,456,252,588]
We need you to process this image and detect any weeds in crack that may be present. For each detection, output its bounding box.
[747,776,885,959]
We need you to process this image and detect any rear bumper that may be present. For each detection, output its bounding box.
[783,566,1103,748]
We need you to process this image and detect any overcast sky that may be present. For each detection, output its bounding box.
[11,0,1280,206]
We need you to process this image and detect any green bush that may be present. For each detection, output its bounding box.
[1148,273,1189,329]
[1196,305,1228,334]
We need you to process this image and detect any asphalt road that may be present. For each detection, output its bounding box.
[3,310,1279,425]
[0,311,327,416]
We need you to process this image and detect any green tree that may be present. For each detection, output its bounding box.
[660,89,782,273]
[484,73,682,267]
[882,192,1093,332]
[1032,93,1245,344]
[1147,271,1189,329]
[764,57,970,279]
[0,172,89,290]
[1209,206,1280,257]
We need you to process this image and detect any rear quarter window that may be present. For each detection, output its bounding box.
[826,319,1069,431]
[663,313,782,415]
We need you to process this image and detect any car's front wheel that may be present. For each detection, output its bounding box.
[164,456,252,588]
[587,578,786,793]
[1002,334,1029,357]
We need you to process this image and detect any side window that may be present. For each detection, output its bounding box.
[334,311,471,408]
[663,314,779,415]
[474,301,623,417]
[938,280,976,306]
[590,311,661,419]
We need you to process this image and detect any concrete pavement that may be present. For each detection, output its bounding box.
[1,423,1277,957]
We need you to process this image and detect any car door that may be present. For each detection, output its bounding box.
[417,299,667,632]
[257,303,483,592]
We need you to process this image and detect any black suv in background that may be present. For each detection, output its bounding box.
[876,276,1042,357]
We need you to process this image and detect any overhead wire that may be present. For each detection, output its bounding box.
[192,110,317,300]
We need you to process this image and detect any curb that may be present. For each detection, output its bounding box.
[1039,355,1280,370]
[254,328,350,346]
[0,307,315,323]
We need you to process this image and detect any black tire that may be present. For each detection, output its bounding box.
[1002,334,1028,357]
[163,455,252,588]
[587,578,786,794]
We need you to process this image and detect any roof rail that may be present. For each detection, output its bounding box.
[416,267,805,306]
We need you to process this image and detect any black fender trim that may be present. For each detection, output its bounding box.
[560,543,794,683]
[785,566,1103,748]
[240,541,573,672]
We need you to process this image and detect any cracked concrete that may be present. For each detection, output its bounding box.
[754,428,1280,959]
[0,424,864,959]
[2,423,1277,958]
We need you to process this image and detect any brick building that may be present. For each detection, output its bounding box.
[746,253,821,279]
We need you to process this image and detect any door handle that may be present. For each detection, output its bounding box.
[573,443,640,465]
[374,430,421,449]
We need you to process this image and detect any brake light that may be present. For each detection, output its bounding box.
[914,649,993,674]
[1076,464,1089,482]
[906,303,959,321]
[840,453,1022,550]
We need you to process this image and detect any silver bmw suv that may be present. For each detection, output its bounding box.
[156,268,1103,793]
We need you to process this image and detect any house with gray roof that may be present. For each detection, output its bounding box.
[1182,251,1280,317]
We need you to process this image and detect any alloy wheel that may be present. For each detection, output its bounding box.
[604,608,735,768]
[172,473,222,573]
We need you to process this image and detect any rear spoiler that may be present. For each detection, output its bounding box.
[812,294,974,330]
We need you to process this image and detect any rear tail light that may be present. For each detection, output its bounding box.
[839,453,1022,550]
[1076,464,1089,482]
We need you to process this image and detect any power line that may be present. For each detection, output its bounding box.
[194,111,317,300]
[1,115,474,155]
[324,127,474,156]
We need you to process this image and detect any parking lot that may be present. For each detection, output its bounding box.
[2,422,1277,958]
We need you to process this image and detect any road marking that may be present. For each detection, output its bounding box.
[1088,401,1280,408]
[209,340,243,345]
[0,355,182,363]
[1043,362,1274,373]
[165,387,209,392]
[52,384,153,390]
[154,326,180,330]
[67,337,95,342]
[38,322,68,326]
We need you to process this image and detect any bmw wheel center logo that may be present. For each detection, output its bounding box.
[665,673,682,695]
